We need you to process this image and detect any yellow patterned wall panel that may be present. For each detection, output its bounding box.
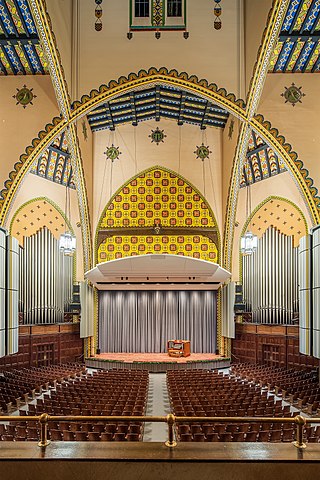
[97,166,219,264]
[98,234,218,263]
[100,167,216,229]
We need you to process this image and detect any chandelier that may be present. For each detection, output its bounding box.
[240,182,257,256]
[59,186,76,256]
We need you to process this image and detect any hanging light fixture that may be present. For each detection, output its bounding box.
[240,182,258,256]
[59,186,76,256]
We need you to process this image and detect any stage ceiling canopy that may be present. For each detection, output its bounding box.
[85,254,231,290]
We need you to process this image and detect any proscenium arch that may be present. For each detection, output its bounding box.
[94,164,221,265]
[0,67,318,240]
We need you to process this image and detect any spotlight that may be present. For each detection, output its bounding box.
[183,31,189,39]
[127,32,133,40]
[155,31,161,39]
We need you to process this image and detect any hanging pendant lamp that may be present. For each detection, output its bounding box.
[240,181,257,256]
[59,186,76,256]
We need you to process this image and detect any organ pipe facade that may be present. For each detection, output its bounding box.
[299,226,320,358]
[242,226,298,325]
[19,227,73,324]
[0,227,19,358]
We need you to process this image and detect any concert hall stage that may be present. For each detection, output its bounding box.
[85,353,230,372]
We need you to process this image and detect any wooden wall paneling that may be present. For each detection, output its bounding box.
[232,323,319,370]
[0,324,83,370]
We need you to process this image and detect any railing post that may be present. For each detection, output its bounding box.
[165,413,177,448]
[38,413,51,447]
[293,415,306,449]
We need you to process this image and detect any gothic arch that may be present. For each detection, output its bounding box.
[95,165,220,265]
[1,67,318,246]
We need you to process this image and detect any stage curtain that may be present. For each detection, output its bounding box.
[99,290,216,353]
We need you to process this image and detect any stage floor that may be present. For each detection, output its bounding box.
[85,352,230,372]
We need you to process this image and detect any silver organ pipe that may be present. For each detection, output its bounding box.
[19,227,73,325]
[243,226,298,325]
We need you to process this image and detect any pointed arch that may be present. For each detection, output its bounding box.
[95,165,220,265]
[0,67,318,230]
[10,196,74,247]
[240,195,308,247]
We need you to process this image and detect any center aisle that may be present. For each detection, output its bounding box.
[143,373,170,442]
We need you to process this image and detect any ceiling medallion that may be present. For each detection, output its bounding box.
[13,85,36,108]
[149,127,166,145]
[281,83,305,107]
[194,143,212,161]
[104,144,121,162]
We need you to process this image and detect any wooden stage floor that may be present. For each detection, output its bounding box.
[85,352,230,372]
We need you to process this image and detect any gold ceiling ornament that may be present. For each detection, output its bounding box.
[149,127,166,145]
[13,85,36,108]
[104,144,122,162]
[281,83,305,107]
[194,143,212,161]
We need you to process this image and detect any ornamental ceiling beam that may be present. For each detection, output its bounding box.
[223,0,290,271]
[29,0,92,271]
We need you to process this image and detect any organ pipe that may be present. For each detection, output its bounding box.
[0,228,19,358]
[19,227,74,325]
[243,226,298,325]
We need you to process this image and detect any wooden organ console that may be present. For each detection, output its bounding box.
[167,340,191,357]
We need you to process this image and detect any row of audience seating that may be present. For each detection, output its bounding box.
[167,369,319,443]
[231,363,320,416]
[0,368,148,442]
[0,363,85,413]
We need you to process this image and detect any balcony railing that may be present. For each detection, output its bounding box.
[0,413,318,449]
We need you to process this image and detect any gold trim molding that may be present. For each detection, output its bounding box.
[0,68,319,267]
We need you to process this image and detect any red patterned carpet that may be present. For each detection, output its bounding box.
[92,352,221,363]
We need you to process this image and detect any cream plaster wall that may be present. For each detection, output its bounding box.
[76,0,242,100]
[93,119,223,244]
[6,173,84,281]
[76,117,94,241]
[46,0,73,95]
[244,0,272,94]
[232,170,313,280]
[221,114,240,228]
[259,73,320,200]
[0,76,59,201]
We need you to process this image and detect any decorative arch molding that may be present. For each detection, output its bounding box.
[238,195,308,282]
[240,195,308,243]
[0,67,318,237]
[9,196,74,246]
[0,116,66,225]
[95,165,221,265]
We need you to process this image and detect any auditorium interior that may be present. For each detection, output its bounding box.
[1,0,320,478]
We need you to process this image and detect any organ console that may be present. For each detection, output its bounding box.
[167,340,191,357]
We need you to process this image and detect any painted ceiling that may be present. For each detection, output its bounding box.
[240,130,286,187]
[0,0,48,75]
[250,198,307,247]
[86,85,229,132]
[10,198,67,246]
[269,0,320,73]
[30,131,75,189]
